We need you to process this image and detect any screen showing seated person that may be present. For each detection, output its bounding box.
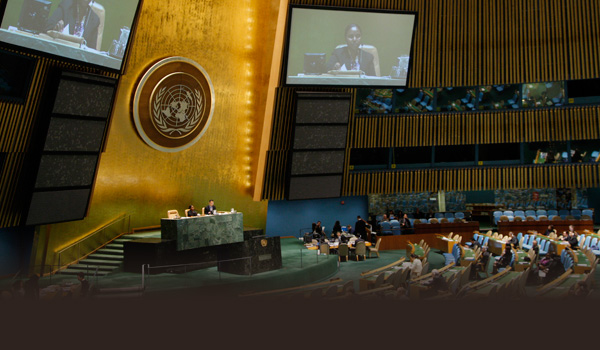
[0,0,142,72]
[284,6,416,87]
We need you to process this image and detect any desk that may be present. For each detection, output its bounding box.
[571,250,592,274]
[161,213,244,251]
[513,250,531,272]
[0,28,122,70]
[533,234,570,256]
[461,247,477,266]
[487,237,507,255]
[497,219,593,237]
[287,74,406,86]
[432,234,458,253]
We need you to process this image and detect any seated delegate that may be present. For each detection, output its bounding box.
[45,0,101,50]
[326,24,376,76]
[187,205,198,217]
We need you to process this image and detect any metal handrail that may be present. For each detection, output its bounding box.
[56,214,131,271]
[56,213,130,254]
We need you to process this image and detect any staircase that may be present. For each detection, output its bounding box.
[60,235,140,277]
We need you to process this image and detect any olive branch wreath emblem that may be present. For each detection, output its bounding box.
[152,86,203,136]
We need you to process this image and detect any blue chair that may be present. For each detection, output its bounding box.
[536,209,547,217]
[516,232,523,242]
[482,236,490,247]
[455,212,465,220]
[590,150,599,162]
[493,213,503,225]
[522,235,535,250]
[477,235,485,245]
[559,210,569,220]
[521,234,529,249]
[466,233,479,247]
[390,220,401,235]
[582,209,593,218]
[538,240,549,255]
[493,210,503,217]
[504,210,514,217]
[571,209,582,220]
[434,213,444,219]
[525,210,536,218]
[582,235,592,249]
[445,212,455,219]
[379,221,392,235]
[515,210,525,217]
[375,215,383,223]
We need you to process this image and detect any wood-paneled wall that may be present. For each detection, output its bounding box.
[261,0,600,199]
[291,0,600,86]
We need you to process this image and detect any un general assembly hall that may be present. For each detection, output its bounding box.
[1,0,600,304]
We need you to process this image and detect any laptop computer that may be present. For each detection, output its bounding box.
[18,0,52,34]
[303,53,326,75]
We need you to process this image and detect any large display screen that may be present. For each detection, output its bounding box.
[284,6,416,87]
[0,0,142,72]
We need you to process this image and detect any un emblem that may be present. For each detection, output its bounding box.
[133,57,215,152]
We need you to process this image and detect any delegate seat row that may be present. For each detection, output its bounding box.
[493,209,594,225]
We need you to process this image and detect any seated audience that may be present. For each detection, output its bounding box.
[423,269,449,296]
[506,232,518,248]
[472,246,490,279]
[400,213,413,234]
[413,208,424,219]
[538,251,563,284]
[409,253,423,280]
[493,246,513,273]
[543,225,555,236]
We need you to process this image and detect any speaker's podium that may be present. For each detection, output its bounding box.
[123,212,282,275]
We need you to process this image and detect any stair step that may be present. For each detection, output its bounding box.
[97,248,124,255]
[78,258,122,266]
[114,238,136,243]
[59,268,111,276]
[106,243,124,249]
[88,253,124,260]
[69,264,118,271]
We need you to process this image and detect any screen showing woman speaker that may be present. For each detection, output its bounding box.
[0,0,142,72]
[284,6,417,87]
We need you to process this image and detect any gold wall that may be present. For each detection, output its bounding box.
[29,0,281,268]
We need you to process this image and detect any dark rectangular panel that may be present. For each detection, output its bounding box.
[287,175,342,200]
[25,189,91,225]
[52,78,116,118]
[34,154,98,188]
[290,151,345,176]
[44,118,107,152]
[293,125,348,150]
[296,97,351,124]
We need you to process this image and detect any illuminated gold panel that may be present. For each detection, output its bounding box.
[34,0,282,268]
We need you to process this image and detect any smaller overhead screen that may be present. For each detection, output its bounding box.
[0,0,143,72]
[284,6,416,87]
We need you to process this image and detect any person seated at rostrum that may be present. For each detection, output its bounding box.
[187,205,198,217]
